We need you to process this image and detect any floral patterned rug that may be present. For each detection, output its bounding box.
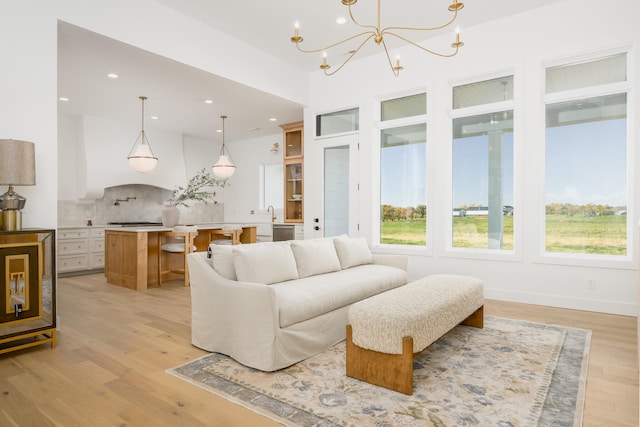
[167,317,590,427]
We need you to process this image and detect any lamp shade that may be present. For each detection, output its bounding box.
[212,155,236,179]
[128,142,159,173]
[0,139,36,185]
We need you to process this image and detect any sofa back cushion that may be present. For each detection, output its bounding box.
[233,242,299,284]
[333,235,373,269]
[209,243,237,280]
[290,238,342,278]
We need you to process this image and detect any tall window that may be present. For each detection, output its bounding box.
[544,53,628,256]
[379,93,426,246]
[452,76,514,250]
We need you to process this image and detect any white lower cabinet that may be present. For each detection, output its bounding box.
[58,227,105,274]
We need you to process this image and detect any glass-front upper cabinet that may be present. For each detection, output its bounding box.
[280,121,304,222]
[282,121,303,158]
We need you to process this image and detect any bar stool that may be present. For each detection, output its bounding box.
[208,226,243,245]
[158,225,198,287]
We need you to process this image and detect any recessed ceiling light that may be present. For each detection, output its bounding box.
[204,99,213,104]
[107,73,119,79]
[269,118,277,122]
[150,116,158,120]
[58,97,69,102]
[216,129,222,133]
[336,16,347,24]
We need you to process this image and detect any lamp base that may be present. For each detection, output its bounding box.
[1,210,22,231]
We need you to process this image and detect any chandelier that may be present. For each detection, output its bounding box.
[290,0,464,77]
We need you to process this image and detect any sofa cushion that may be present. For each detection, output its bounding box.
[333,235,373,269]
[233,242,299,285]
[209,243,236,281]
[291,238,341,278]
[271,264,407,328]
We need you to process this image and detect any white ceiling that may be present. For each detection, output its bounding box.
[57,0,562,142]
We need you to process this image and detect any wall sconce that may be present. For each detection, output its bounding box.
[271,142,279,153]
[0,139,36,231]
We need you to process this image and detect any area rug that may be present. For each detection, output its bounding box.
[167,317,591,427]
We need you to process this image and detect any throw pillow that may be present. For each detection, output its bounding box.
[210,243,236,281]
[233,242,299,284]
[290,238,341,278]
[333,235,373,269]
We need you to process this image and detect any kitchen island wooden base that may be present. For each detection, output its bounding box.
[105,226,256,290]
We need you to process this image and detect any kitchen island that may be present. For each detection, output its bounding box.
[104,224,256,290]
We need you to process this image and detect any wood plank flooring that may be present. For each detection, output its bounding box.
[0,273,637,426]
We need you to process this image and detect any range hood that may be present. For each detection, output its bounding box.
[74,115,188,200]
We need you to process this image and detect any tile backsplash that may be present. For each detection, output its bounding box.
[58,184,224,227]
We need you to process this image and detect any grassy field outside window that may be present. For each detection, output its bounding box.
[380,211,626,255]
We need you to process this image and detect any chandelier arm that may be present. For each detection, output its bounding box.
[345,0,380,34]
[323,33,377,76]
[381,8,459,34]
[380,39,401,77]
[385,32,461,58]
[294,31,376,54]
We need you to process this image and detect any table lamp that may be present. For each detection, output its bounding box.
[0,139,36,231]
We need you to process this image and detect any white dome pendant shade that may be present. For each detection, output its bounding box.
[212,115,236,179]
[128,96,158,173]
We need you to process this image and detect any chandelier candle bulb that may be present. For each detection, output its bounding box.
[291,22,303,43]
[452,27,464,48]
[320,52,330,70]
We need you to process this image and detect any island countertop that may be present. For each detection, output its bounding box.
[102,222,260,232]
[104,224,256,290]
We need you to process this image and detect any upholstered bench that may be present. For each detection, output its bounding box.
[346,274,484,395]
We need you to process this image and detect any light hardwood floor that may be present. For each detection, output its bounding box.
[0,273,637,426]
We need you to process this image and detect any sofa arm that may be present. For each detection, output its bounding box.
[188,253,280,362]
[372,253,408,271]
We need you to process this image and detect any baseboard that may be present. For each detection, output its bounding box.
[485,288,637,316]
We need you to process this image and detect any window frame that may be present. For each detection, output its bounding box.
[539,48,634,269]
[373,90,430,255]
[443,71,523,262]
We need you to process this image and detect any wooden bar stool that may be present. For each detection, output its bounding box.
[208,227,243,245]
[158,226,198,287]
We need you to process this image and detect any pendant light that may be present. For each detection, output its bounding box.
[212,115,236,179]
[127,96,158,173]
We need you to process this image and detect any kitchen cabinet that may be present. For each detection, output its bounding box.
[281,121,303,223]
[58,227,106,275]
[0,229,56,354]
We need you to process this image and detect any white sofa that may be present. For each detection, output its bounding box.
[187,235,408,371]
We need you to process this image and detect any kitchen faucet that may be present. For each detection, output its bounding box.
[114,196,136,206]
[267,205,276,223]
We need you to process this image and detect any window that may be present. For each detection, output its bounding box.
[316,108,359,137]
[379,94,427,246]
[544,53,628,256]
[452,76,514,250]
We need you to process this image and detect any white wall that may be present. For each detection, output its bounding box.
[221,134,285,224]
[1,2,58,229]
[305,0,640,315]
[3,0,307,226]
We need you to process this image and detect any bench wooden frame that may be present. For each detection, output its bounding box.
[346,305,484,395]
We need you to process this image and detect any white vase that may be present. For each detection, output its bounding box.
[161,206,180,228]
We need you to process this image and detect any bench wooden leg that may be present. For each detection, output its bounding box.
[461,305,484,328]
[346,325,415,395]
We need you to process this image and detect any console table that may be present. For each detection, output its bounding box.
[0,229,56,354]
